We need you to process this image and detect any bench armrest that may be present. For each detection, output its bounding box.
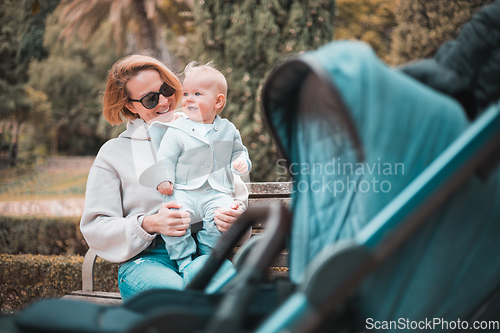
[82,248,97,291]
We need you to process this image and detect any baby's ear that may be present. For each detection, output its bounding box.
[215,93,226,110]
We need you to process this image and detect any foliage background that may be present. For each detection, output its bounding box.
[0,0,60,167]
[187,0,337,181]
[389,0,497,65]
[0,0,497,180]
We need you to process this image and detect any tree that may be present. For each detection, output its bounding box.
[28,8,123,156]
[390,0,497,65]
[0,0,60,166]
[334,0,397,63]
[20,86,53,162]
[57,0,193,68]
[188,0,336,181]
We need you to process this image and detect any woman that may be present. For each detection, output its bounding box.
[80,55,249,301]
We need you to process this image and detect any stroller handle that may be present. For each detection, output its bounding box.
[203,202,292,333]
[186,202,292,292]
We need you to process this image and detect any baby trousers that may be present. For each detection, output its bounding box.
[161,182,233,262]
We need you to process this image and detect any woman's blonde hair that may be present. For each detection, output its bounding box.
[103,55,182,125]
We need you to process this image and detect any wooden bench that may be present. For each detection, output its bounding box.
[64,182,292,305]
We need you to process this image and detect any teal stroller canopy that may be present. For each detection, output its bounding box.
[262,40,500,328]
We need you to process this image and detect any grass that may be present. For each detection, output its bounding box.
[0,167,89,202]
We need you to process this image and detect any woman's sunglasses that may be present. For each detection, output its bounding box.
[129,82,176,109]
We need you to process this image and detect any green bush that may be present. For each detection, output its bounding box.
[0,216,88,255]
[0,254,118,312]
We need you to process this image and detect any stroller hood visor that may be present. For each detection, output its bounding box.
[261,41,476,284]
[262,57,363,170]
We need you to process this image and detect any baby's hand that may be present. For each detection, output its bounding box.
[158,181,174,196]
[232,158,248,174]
[174,112,186,120]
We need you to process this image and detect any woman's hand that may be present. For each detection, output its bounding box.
[142,201,191,236]
[214,201,243,233]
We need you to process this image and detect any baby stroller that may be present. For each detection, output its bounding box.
[255,40,500,332]
[4,7,500,331]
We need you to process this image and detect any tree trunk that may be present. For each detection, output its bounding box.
[132,0,157,57]
[10,120,22,166]
[0,123,6,159]
[51,127,58,157]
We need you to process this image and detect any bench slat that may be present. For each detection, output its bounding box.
[63,292,122,305]
[69,290,122,299]
[249,197,290,207]
[246,182,292,197]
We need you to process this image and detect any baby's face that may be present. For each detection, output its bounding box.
[182,74,221,124]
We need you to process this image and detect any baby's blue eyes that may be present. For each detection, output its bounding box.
[183,92,202,96]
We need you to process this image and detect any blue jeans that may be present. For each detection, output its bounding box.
[118,236,235,301]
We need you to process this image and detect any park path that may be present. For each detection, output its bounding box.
[0,198,85,217]
[0,156,93,217]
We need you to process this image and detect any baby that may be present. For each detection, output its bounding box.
[149,62,251,272]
